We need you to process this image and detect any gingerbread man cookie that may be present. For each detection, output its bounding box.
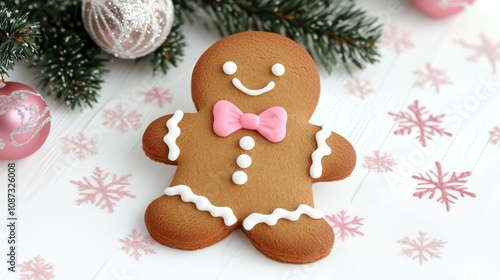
[142,31,356,264]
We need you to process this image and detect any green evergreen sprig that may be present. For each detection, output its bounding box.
[0,7,39,76]
[187,0,382,72]
[31,27,108,109]
[146,22,186,75]
[144,0,191,75]
[29,1,109,109]
[1,0,382,109]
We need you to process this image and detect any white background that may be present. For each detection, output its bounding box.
[1,0,500,279]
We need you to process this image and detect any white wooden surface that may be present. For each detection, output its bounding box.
[1,0,500,279]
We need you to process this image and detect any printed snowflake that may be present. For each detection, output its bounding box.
[142,86,173,108]
[413,63,452,93]
[19,255,55,280]
[102,103,142,133]
[325,210,364,242]
[413,162,476,212]
[389,100,452,147]
[61,132,99,160]
[119,229,156,260]
[489,126,500,146]
[398,232,446,265]
[345,77,375,100]
[456,34,500,73]
[70,167,135,213]
[363,150,397,173]
[380,26,415,54]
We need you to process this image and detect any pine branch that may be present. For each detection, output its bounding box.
[31,26,108,109]
[172,0,204,23]
[2,0,382,110]
[0,7,39,76]
[180,0,382,72]
[3,0,110,109]
[141,0,196,74]
[145,21,186,75]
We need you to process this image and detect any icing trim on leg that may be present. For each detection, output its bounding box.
[163,110,183,161]
[242,204,324,230]
[310,125,332,179]
[164,185,237,226]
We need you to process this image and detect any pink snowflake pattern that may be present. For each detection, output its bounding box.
[18,255,55,280]
[119,229,156,260]
[489,126,500,146]
[398,232,446,265]
[102,103,142,133]
[389,100,452,147]
[70,167,135,213]
[413,162,476,212]
[345,77,375,100]
[142,86,173,108]
[325,210,364,242]
[413,63,452,93]
[61,132,99,160]
[456,34,500,73]
[380,26,415,54]
[363,150,397,173]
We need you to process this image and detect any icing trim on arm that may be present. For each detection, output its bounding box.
[163,110,183,161]
[165,185,237,226]
[242,204,323,230]
[310,125,332,179]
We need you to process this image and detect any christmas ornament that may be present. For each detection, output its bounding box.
[82,0,175,59]
[412,0,475,18]
[0,79,51,160]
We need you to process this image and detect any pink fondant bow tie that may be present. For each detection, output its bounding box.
[213,100,287,142]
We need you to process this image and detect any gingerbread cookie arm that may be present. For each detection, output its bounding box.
[142,111,188,165]
[310,125,356,183]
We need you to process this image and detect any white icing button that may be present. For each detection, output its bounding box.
[232,171,248,185]
[239,136,255,151]
[237,154,252,168]
[272,63,285,77]
[223,61,237,75]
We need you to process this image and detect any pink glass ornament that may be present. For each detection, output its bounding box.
[412,0,475,18]
[0,81,51,160]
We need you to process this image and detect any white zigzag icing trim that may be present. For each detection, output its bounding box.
[163,110,183,161]
[310,125,332,179]
[242,204,323,230]
[164,185,237,226]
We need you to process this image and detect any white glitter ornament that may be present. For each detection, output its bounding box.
[82,0,174,59]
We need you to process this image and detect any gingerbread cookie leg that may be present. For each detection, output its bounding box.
[145,190,238,250]
[242,210,334,264]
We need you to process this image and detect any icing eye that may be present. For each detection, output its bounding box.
[271,63,285,77]
[223,61,237,75]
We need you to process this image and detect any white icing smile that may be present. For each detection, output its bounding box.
[223,61,285,97]
[231,78,275,96]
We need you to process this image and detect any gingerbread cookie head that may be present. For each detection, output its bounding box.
[191,31,320,118]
